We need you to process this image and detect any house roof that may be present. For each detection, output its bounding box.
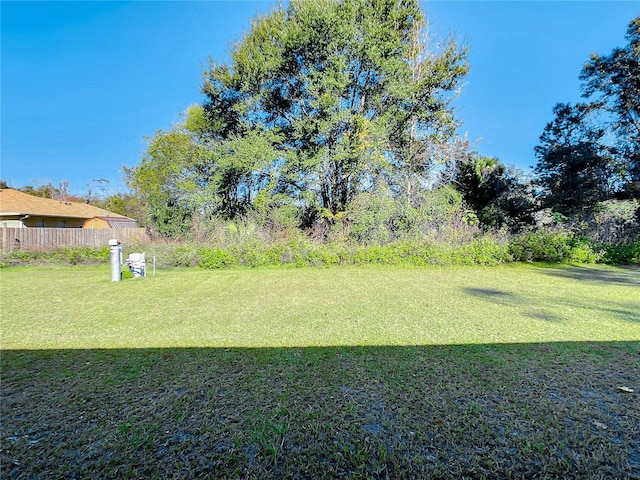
[0,189,132,220]
[85,216,139,228]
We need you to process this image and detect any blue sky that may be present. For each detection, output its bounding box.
[2,1,638,197]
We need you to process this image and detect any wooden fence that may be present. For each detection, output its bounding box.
[1,228,149,253]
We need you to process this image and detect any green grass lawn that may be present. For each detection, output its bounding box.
[1,263,638,349]
[1,264,639,478]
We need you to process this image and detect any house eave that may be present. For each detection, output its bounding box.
[0,213,124,220]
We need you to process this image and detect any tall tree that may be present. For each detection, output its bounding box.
[130,0,467,233]
[95,193,146,225]
[126,106,214,236]
[201,0,468,215]
[580,16,640,197]
[455,155,506,216]
[534,16,640,214]
[534,103,615,216]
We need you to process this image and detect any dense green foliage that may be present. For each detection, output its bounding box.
[127,0,469,234]
[94,192,146,225]
[509,232,601,264]
[4,230,639,269]
[454,154,536,231]
[534,103,615,215]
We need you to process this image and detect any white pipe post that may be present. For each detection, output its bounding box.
[109,239,122,282]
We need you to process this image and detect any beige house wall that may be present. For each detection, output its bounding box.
[0,215,84,228]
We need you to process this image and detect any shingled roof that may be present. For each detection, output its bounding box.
[0,188,131,220]
[84,216,139,228]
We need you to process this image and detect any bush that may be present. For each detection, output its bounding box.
[566,237,602,264]
[121,269,135,280]
[346,192,395,244]
[597,241,640,265]
[307,244,344,266]
[353,244,401,265]
[138,236,512,270]
[458,237,512,265]
[509,232,569,262]
[4,249,40,262]
[197,247,237,269]
[589,200,639,245]
[3,226,631,269]
[509,232,602,263]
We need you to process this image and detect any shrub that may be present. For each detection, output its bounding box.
[597,241,640,265]
[307,244,344,266]
[566,237,602,264]
[230,239,268,267]
[346,192,395,244]
[589,200,639,245]
[3,227,631,269]
[353,245,401,265]
[197,247,237,269]
[121,269,135,280]
[5,249,41,262]
[509,231,602,263]
[463,237,512,265]
[509,232,572,262]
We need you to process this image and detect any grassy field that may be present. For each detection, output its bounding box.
[1,264,639,478]
[1,264,639,349]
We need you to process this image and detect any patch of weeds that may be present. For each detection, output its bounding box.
[121,269,134,280]
[0,246,110,266]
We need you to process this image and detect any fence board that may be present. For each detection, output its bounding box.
[0,228,148,253]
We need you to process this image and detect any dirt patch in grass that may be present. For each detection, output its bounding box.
[2,342,639,479]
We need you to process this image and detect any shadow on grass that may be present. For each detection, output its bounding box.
[462,287,566,323]
[2,341,639,479]
[537,265,640,287]
[462,268,640,323]
[463,287,514,297]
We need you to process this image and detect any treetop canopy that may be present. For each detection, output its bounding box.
[129,0,469,235]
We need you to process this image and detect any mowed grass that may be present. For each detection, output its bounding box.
[1,264,639,349]
[1,264,639,479]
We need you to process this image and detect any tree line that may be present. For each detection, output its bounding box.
[5,1,639,250]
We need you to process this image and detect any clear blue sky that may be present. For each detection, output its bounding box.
[2,1,638,196]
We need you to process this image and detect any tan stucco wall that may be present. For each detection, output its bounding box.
[82,218,111,229]
[20,217,84,228]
